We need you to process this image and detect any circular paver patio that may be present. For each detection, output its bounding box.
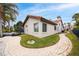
[1,34,72,56]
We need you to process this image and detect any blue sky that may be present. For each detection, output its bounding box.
[16,3,79,23]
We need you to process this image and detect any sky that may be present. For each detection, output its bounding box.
[16,3,79,24]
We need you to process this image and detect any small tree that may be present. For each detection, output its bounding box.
[14,21,23,34]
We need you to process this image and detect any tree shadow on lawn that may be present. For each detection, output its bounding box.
[72,30,79,38]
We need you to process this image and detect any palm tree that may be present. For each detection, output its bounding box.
[0,3,18,37]
[3,3,18,32]
[0,4,4,37]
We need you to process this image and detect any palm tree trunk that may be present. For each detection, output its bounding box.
[0,18,3,37]
[12,22,15,32]
[8,20,10,32]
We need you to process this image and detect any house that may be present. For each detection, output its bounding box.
[54,16,64,32]
[23,15,64,38]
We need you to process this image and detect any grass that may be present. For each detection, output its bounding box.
[66,32,79,56]
[20,34,59,48]
[74,25,79,30]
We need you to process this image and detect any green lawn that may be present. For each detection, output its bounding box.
[66,32,79,56]
[20,34,59,48]
[74,26,79,30]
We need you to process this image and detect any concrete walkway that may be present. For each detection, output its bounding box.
[0,34,72,56]
[0,38,5,56]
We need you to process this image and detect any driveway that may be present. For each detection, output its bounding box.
[0,34,72,56]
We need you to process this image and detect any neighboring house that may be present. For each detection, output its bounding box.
[64,22,74,31]
[23,15,58,38]
[70,21,75,30]
[64,23,68,30]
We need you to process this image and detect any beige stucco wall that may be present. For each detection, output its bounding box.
[24,18,57,38]
[40,22,57,37]
[56,21,64,33]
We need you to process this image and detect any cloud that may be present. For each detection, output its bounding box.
[54,4,79,10]
[16,3,79,23]
[16,4,42,21]
[24,3,79,15]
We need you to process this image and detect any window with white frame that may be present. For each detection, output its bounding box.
[42,23,47,32]
[54,25,56,30]
[34,23,39,32]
